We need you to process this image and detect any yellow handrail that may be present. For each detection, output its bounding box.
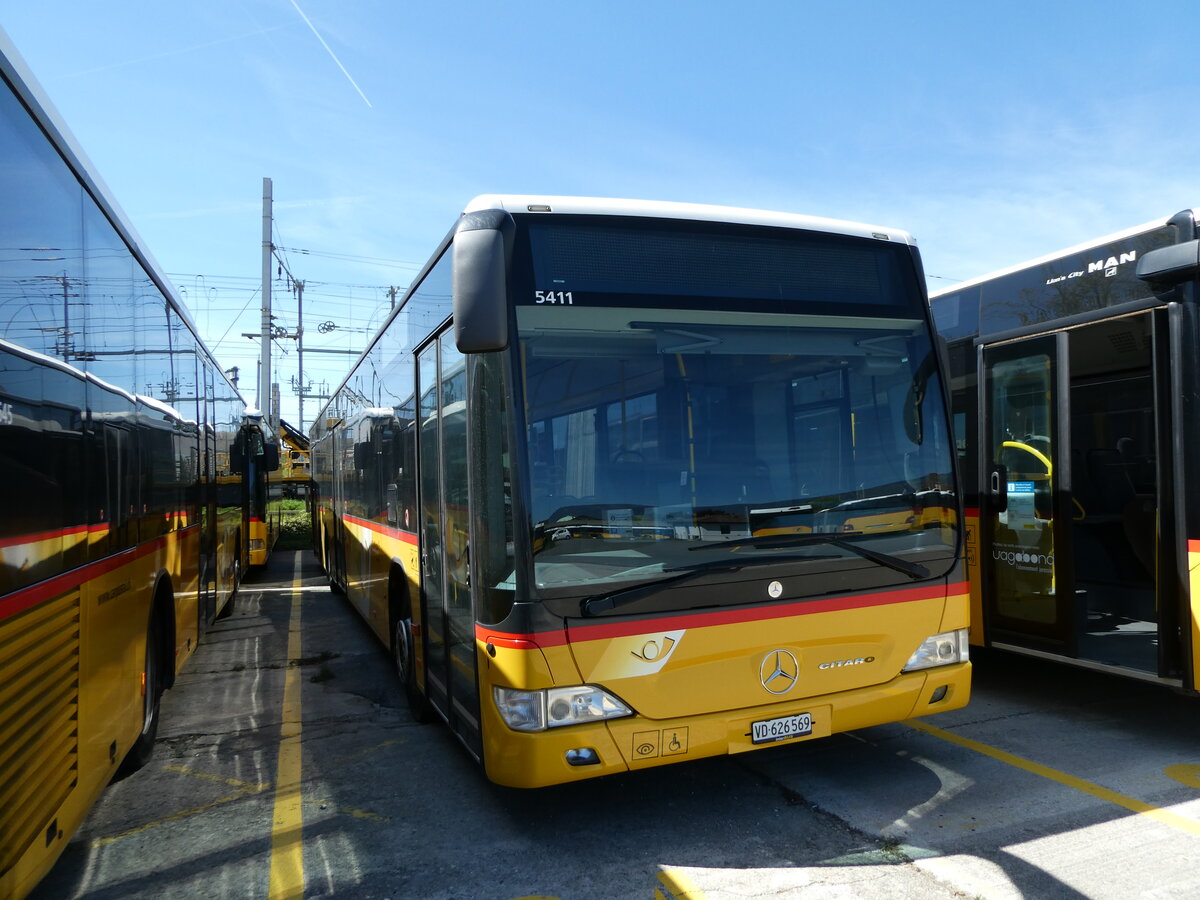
[1001,440,1052,473]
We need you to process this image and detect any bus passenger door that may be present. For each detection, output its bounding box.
[417,331,482,757]
[981,333,1074,654]
[1068,313,1169,677]
[418,342,449,717]
[198,364,218,629]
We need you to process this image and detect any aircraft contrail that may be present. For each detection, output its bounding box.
[289,0,373,108]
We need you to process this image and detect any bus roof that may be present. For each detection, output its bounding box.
[464,194,917,247]
[930,209,1199,298]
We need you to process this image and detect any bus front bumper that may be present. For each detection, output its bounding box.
[481,661,970,788]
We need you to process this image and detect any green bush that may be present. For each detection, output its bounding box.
[276,511,312,551]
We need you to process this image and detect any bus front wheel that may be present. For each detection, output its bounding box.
[393,616,433,723]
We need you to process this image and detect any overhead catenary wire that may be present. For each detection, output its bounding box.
[273,246,422,270]
[161,219,407,428]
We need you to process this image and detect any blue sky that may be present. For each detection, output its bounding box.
[3,1,1197,427]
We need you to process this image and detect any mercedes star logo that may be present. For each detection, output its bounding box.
[759,649,800,694]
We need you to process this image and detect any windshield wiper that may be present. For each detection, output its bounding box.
[578,550,847,617]
[579,560,744,617]
[687,533,930,580]
[579,533,930,617]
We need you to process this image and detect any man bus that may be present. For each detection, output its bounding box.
[931,209,1200,691]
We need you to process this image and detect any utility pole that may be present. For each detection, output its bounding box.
[260,176,273,428]
[295,279,305,431]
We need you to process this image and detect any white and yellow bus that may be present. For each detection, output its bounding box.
[311,195,970,788]
[0,31,264,898]
[932,209,1200,691]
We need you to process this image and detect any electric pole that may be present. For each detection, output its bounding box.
[260,176,273,428]
[295,279,305,431]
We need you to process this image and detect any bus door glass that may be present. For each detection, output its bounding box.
[417,330,482,751]
[439,329,481,752]
[1067,314,1162,675]
[417,342,449,715]
[199,363,218,627]
[982,333,1072,649]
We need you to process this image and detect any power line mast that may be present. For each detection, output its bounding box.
[295,278,305,431]
[260,176,273,428]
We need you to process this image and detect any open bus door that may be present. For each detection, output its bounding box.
[980,315,1184,680]
[981,333,1075,656]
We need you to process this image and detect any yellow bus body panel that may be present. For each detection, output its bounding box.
[963,509,985,646]
[1,527,205,900]
[1189,542,1200,687]
[479,585,970,788]
[340,515,421,650]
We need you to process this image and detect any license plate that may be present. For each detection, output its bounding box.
[751,712,813,744]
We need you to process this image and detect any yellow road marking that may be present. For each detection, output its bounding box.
[905,719,1200,837]
[307,797,391,823]
[1165,764,1200,789]
[328,738,402,764]
[656,867,709,899]
[94,781,267,846]
[92,762,391,849]
[163,765,270,792]
[167,766,387,822]
[269,556,306,899]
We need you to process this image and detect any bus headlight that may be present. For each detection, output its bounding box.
[494,685,633,732]
[902,628,969,672]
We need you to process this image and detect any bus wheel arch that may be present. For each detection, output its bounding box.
[216,532,241,619]
[388,563,433,723]
[120,576,173,775]
[325,526,345,594]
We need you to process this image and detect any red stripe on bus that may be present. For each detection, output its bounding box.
[477,581,967,647]
[0,524,95,549]
[0,527,199,623]
[1189,540,1200,554]
[0,514,197,551]
[342,513,419,546]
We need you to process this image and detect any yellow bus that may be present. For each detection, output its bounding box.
[236,408,282,567]
[311,195,970,788]
[0,32,257,898]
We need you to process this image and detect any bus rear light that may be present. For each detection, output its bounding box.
[902,628,969,672]
[494,685,632,732]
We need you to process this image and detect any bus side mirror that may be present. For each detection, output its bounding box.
[1136,239,1200,285]
[453,210,510,354]
[263,442,280,472]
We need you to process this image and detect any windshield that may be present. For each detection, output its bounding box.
[511,216,958,613]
